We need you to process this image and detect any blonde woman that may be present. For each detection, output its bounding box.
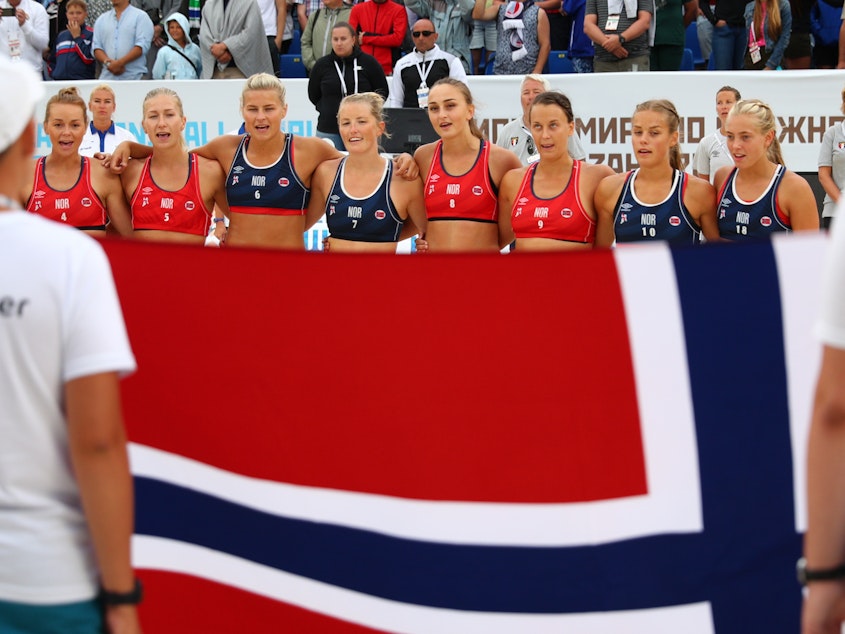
[307,93,425,253]
[714,99,818,239]
[119,88,228,245]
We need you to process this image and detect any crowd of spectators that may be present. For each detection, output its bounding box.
[2,0,843,81]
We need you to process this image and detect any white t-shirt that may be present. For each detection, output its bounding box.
[0,211,135,604]
[78,123,137,158]
[496,117,587,165]
[819,205,845,349]
[692,131,734,184]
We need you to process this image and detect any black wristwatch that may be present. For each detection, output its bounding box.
[99,578,144,606]
[618,34,627,45]
[796,557,845,586]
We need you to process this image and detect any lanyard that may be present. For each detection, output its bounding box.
[334,59,358,97]
[415,51,433,88]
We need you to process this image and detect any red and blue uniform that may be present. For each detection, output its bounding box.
[424,139,499,223]
[613,169,701,245]
[226,134,310,216]
[325,158,403,242]
[130,154,211,236]
[717,165,790,240]
[27,157,107,230]
[511,161,595,244]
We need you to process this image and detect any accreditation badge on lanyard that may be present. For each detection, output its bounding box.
[605,14,620,30]
[8,37,21,59]
[415,58,432,108]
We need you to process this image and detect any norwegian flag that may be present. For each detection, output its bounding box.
[102,235,825,634]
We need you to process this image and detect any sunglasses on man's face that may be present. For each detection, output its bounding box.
[412,30,434,37]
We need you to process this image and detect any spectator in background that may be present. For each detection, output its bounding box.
[297,0,323,29]
[542,0,570,51]
[496,74,587,164]
[473,0,550,74]
[584,0,652,72]
[817,86,845,230]
[563,0,593,71]
[349,0,408,76]
[743,0,791,69]
[148,0,186,73]
[697,0,715,63]
[0,0,49,74]
[152,11,201,77]
[782,0,811,68]
[650,0,697,70]
[700,0,747,69]
[51,0,96,79]
[200,0,274,78]
[78,84,136,157]
[389,18,467,107]
[301,0,352,72]
[256,0,287,77]
[405,0,474,72]
[469,0,496,74]
[92,0,154,80]
[810,0,841,68]
[308,21,388,149]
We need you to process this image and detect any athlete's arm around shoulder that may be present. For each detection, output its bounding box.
[192,134,242,173]
[488,143,523,186]
[390,172,427,231]
[117,155,145,203]
[497,166,527,248]
[292,134,344,189]
[781,170,820,231]
[108,140,153,173]
[90,160,133,237]
[593,171,625,248]
[413,141,437,180]
[305,157,341,230]
[684,172,720,242]
[197,154,230,217]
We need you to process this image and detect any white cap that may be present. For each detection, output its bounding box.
[0,58,44,155]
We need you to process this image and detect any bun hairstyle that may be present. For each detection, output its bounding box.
[728,99,785,166]
[45,87,88,125]
[634,99,683,171]
[429,78,484,140]
[338,92,391,138]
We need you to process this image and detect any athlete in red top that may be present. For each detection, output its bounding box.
[22,87,131,238]
[498,92,613,252]
[119,88,228,246]
[414,78,521,253]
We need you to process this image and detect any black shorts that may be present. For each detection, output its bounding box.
[784,31,812,59]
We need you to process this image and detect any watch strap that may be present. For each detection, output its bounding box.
[797,557,845,585]
[99,578,144,606]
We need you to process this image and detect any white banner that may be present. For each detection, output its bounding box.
[37,71,845,172]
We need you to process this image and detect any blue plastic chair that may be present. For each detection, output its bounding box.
[485,52,496,75]
[547,50,575,74]
[680,48,694,71]
[289,29,301,55]
[685,22,706,67]
[280,54,307,78]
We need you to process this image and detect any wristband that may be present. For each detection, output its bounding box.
[213,217,226,224]
[99,578,143,606]
[797,558,845,586]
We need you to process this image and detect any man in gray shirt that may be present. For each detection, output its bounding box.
[584,0,651,72]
